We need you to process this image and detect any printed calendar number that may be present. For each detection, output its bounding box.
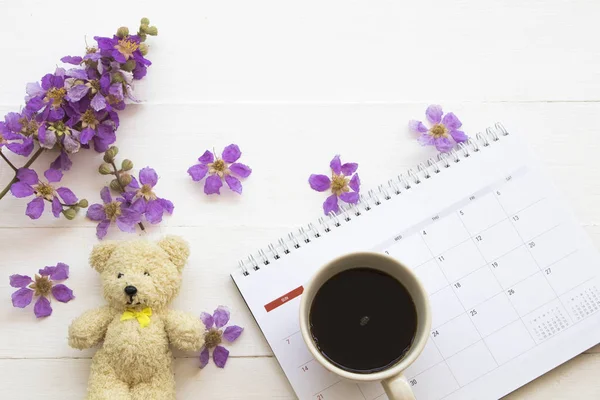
[302,365,309,372]
[432,330,440,337]
[454,282,462,289]
[508,289,515,295]
[316,394,324,400]
[286,339,290,344]
[475,235,483,242]
[491,261,499,268]
[470,309,478,316]
[528,241,536,248]
[438,255,445,262]
[410,379,418,386]
[545,268,552,275]
[512,215,520,221]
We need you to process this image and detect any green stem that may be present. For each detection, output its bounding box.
[0,150,18,172]
[0,147,44,200]
[110,160,145,231]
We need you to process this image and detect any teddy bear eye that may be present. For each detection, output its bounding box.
[144,271,150,276]
[117,273,123,279]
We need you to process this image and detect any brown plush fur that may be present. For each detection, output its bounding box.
[69,236,205,400]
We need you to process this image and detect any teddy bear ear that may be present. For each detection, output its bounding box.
[158,235,190,271]
[89,241,118,273]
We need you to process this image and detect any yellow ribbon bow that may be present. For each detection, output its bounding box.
[121,307,152,328]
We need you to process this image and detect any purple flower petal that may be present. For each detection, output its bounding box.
[44,168,63,183]
[426,105,443,124]
[213,345,230,368]
[34,296,52,318]
[442,112,462,130]
[11,288,34,308]
[61,56,83,65]
[10,182,34,198]
[409,120,428,133]
[26,82,44,99]
[323,194,339,215]
[341,163,358,176]
[52,284,74,303]
[188,164,208,182]
[139,167,158,187]
[349,173,360,192]
[199,347,210,369]
[340,191,360,204]
[109,83,124,101]
[9,274,33,288]
[213,306,230,328]
[204,175,223,195]
[38,266,55,276]
[51,197,62,218]
[50,151,72,171]
[330,155,342,175]
[116,216,137,233]
[128,176,140,189]
[221,144,241,163]
[26,197,45,219]
[229,163,252,178]
[145,199,164,224]
[225,175,243,194]
[159,198,174,214]
[6,139,34,157]
[51,263,69,280]
[62,133,80,153]
[100,186,112,204]
[90,93,107,111]
[434,137,454,153]
[223,325,244,342]
[87,204,107,221]
[96,220,110,239]
[450,130,468,143]
[308,174,331,192]
[66,84,89,102]
[417,133,435,146]
[56,187,77,204]
[17,168,38,185]
[66,69,88,80]
[200,312,214,329]
[80,127,95,145]
[198,150,214,164]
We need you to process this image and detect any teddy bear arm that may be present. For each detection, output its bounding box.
[68,305,115,350]
[165,309,206,352]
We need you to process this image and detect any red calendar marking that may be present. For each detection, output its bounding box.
[265,286,304,312]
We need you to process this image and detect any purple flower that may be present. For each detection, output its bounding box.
[25,68,69,123]
[309,155,360,215]
[199,306,244,368]
[187,144,252,195]
[10,168,78,219]
[86,187,143,239]
[9,263,75,318]
[128,167,174,224]
[0,112,34,156]
[409,105,468,153]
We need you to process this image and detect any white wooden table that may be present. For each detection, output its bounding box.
[1,1,600,398]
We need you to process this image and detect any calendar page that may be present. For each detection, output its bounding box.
[232,131,600,400]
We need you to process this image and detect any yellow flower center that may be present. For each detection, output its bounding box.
[331,173,350,196]
[205,328,223,349]
[106,94,121,105]
[208,159,230,178]
[35,182,56,201]
[47,121,71,137]
[86,47,98,54]
[45,87,67,108]
[81,109,98,129]
[429,123,448,139]
[137,184,157,201]
[104,201,122,221]
[29,275,52,297]
[88,80,100,94]
[0,132,5,145]
[18,117,39,137]
[115,39,139,59]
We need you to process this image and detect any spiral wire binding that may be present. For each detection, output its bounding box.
[238,123,509,276]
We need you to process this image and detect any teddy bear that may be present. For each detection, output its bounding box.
[68,235,205,400]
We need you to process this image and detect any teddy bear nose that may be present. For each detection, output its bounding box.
[124,285,137,296]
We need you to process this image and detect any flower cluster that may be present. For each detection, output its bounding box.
[10,167,87,219]
[87,146,173,239]
[410,105,468,152]
[199,306,244,368]
[309,155,360,215]
[188,144,252,195]
[10,263,75,318]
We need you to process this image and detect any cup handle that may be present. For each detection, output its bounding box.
[382,374,415,400]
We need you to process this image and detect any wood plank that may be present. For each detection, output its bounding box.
[0,1,599,104]
[0,353,598,399]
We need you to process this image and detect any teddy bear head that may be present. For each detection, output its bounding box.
[89,235,190,311]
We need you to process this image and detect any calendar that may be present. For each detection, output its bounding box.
[232,124,600,400]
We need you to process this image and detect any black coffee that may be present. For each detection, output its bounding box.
[309,267,417,374]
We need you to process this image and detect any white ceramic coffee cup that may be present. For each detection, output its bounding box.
[299,252,431,400]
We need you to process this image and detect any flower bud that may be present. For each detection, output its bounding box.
[99,163,113,175]
[138,32,147,42]
[139,43,149,56]
[141,17,150,25]
[78,199,89,208]
[63,208,77,220]
[110,179,122,191]
[145,26,158,36]
[103,146,119,162]
[121,159,134,171]
[111,73,125,84]
[121,59,136,72]
[116,26,129,38]
[120,173,133,186]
